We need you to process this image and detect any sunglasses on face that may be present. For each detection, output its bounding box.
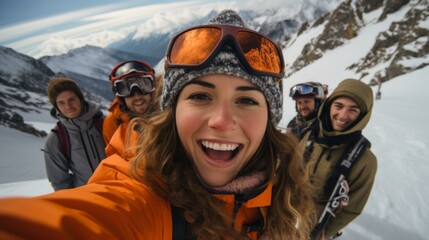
[110,61,154,80]
[165,24,285,79]
[289,84,324,99]
[113,76,155,97]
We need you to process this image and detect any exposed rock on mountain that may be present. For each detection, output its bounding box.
[0,46,111,137]
[286,0,427,86]
[0,108,47,137]
[349,0,428,85]
[355,0,384,14]
[290,0,361,73]
[379,0,410,21]
[0,47,54,94]
[0,47,53,137]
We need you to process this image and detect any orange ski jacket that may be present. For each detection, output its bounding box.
[0,154,273,239]
[102,98,131,145]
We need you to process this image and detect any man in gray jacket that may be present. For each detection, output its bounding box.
[43,77,106,191]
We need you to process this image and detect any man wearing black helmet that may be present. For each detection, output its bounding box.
[287,82,327,140]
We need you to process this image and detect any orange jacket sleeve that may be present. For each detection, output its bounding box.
[105,121,140,159]
[105,122,129,157]
[0,179,173,239]
[88,154,131,183]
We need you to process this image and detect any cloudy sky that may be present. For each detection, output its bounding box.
[0,0,298,58]
[1,0,192,56]
[0,0,338,58]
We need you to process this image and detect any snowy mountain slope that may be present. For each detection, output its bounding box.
[0,46,111,136]
[15,0,341,59]
[278,2,429,238]
[40,45,158,81]
[284,0,428,87]
[0,125,49,183]
[343,68,429,240]
[109,1,343,62]
[349,0,429,85]
[40,1,344,89]
[277,3,429,237]
[0,47,53,94]
[0,46,54,136]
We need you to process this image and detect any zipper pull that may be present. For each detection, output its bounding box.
[233,199,243,220]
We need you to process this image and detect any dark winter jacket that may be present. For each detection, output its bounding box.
[301,79,377,238]
[43,101,106,191]
[287,111,317,140]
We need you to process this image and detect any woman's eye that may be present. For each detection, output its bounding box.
[188,93,210,101]
[237,97,258,105]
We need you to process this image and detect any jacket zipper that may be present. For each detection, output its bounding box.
[72,119,95,172]
[232,197,243,229]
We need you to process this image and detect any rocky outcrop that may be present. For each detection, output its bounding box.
[379,0,411,21]
[0,107,47,137]
[0,46,111,137]
[358,0,384,13]
[286,0,427,85]
[0,47,54,94]
[0,47,55,137]
[348,0,429,85]
[289,0,361,74]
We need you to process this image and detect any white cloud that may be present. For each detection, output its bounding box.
[2,0,237,57]
[0,4,122,43]
[0,0,341,58]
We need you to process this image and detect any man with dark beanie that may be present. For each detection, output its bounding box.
[44,77,106,191]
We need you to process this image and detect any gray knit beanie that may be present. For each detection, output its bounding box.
[161,9,283,125]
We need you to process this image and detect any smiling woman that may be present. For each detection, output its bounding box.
[0,9,316,240]
[175,75,269,187]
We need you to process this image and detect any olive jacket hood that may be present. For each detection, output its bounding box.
[317,78,373,139]
[301,79,377,238]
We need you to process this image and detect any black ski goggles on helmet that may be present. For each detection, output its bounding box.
[289,84,324,99]
[113,76,155,97]
[110,61,154,80]
[165,24,285,79]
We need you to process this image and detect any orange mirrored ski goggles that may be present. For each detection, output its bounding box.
[165,24,285,79]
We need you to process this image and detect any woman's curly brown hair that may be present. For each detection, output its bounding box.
[130,107,316,239]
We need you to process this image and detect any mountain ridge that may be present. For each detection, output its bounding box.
[0,0,427,137]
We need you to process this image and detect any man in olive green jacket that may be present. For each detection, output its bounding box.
[301,78,377,239]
